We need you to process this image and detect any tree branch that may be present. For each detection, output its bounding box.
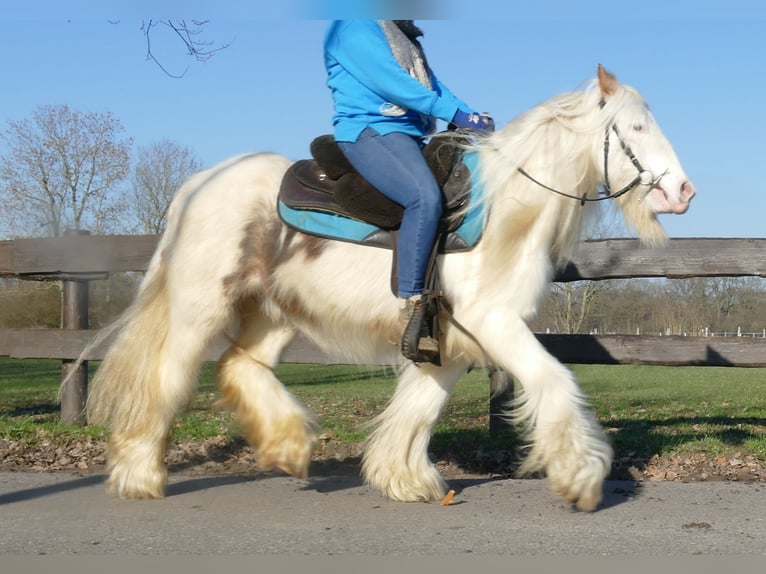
[141,19,230,78]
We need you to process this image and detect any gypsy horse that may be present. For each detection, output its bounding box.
[78,66,694,511]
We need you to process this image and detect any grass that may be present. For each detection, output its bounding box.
[1,358,765,472]
[574,363,766,462]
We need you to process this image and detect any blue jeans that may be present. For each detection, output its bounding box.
[338,128,443,298]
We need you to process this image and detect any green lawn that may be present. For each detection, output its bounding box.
[1,358,765,470]
[575,363,766,461]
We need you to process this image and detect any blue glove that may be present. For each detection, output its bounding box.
[451,109,495,132]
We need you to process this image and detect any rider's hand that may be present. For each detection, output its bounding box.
[450,110,495,132]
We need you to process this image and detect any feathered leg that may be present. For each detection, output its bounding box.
[217,305,318,478]
[362,360,468,501]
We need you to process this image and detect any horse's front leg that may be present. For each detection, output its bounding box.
[475,311,613,511]
[362,360,468,502]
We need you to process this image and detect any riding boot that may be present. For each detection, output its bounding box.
[399,295,440,364]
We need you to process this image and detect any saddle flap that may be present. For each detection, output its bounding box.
[280,158,403,229]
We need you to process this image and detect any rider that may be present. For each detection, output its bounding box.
[324,20,494,362]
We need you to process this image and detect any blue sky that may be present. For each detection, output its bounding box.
[2,3,765,239]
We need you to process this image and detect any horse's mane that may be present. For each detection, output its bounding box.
[464,78,655,267]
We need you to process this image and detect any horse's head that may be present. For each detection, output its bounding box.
[595,65,695,242]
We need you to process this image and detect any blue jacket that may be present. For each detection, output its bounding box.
[324,20,476,142]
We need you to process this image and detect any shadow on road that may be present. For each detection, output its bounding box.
[0,471,642,512]
[0,474,105,506]
[166,475,257,496]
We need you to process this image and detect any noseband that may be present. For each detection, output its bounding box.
[518,103,668,205]
[602,122,667,200]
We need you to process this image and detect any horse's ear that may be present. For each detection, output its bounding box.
[597,64,618,98]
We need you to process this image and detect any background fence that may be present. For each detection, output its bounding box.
[2,235,766,424]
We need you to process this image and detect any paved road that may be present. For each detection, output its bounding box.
[1,471,764,557]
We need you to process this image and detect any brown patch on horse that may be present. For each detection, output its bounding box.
[222,214,277,297]
[222,205,331,299]
[279,228,328,263]
[269,287,318,328]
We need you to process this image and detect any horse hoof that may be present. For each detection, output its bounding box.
[105,469,167,500]
[256,414,317,479]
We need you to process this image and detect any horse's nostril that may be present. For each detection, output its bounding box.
[681,181,695,200]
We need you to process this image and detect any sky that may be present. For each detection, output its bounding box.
[2,2,766,240]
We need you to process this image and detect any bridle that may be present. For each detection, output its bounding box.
[517,102,669,206]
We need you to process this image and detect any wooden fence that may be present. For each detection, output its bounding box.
[2,235,766,425]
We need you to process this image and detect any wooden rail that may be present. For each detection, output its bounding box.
[3,235,766,279]
[3,235,766,365]
[2,329,765,368]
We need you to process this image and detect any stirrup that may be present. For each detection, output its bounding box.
[400,295,441,365]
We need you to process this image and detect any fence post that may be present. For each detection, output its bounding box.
[59,229,90,425]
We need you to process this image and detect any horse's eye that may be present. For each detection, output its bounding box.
[633,122,645,133]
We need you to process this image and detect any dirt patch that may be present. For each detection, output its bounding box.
[1,435,763,483]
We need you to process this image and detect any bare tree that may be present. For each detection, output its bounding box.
[130,140,202,234]
[662,276,765,335]
[705,277,762,330]
[141,20,230,78]
[543,280,612,334]
[0,105,132,238]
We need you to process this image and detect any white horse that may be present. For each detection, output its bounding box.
[82,66,694,511]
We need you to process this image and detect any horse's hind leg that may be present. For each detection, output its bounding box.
[217,305,318,478]
[101,307,214,500]
[363,361,467,502]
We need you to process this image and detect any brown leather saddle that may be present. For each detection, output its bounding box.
[278,132,474,250]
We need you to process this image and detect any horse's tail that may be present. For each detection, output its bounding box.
[75,251,172,428]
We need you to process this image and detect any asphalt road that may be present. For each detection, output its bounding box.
[1,471,765,559]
